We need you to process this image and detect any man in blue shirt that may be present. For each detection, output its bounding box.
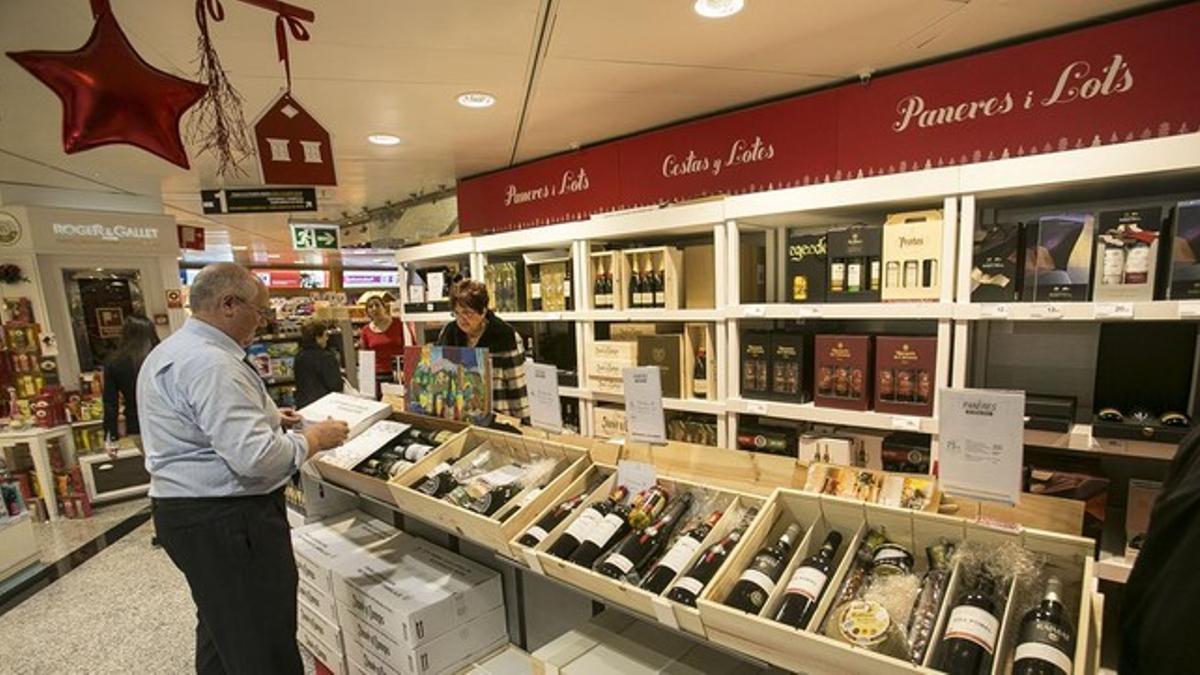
[139,263,348,674]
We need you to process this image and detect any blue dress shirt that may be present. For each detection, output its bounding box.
[137,318,308,498]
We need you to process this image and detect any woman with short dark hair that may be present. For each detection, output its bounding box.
[103,314,158,449]
[294,320,343,408]
[437,279,529,423]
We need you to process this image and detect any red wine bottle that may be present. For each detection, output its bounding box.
[641,509,723,594]
[724,523,802,614]
[936,572,1000,675]
[596,493,693,580]
[547,486,628,560]
[1012,577,1075,675]
[665,527,745,607]
[568,492,634,568]
[517,493,586,548]
[775,530,843,629]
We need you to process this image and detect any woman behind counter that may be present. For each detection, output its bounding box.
[294,320,343,408]
[436,279,530,424]
[358,291,412,392]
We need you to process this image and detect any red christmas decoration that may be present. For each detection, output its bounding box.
[254,91,336,186]
[7,0,207,169]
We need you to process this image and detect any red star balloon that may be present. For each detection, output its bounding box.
[7,8,208,169]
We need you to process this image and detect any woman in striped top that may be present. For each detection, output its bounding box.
[437,279,530,424]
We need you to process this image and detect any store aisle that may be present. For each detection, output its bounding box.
[31,498,150,562]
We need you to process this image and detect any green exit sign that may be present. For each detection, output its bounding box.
[290,223,340,251]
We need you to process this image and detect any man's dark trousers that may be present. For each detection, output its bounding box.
[153,488,302,675]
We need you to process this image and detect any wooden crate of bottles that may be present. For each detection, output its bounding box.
[524,256,574,312]
[386,426,590,555]
[622,246,684,310]
[683,323,715,400]
[590,251,630,311]
[697,489,1100,675]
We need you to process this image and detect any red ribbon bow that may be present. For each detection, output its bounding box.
[198,0,315,91]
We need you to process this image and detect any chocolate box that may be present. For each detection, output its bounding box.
[881,210,944,302]
[881,432,931,474]
[1092,207,1164,302]
[826,225,882,303]
[1164,200,1200,299]
[637,334,684,399]
[872,336,936,417]
[971,222,1024,303]
[740,331,771,399]
[768,332,813,404]
[1092,322,1196,444]
[1021,213,1095,302]
[813,334,873,411]
[785,230,828,303]
[1025,394,1076,433]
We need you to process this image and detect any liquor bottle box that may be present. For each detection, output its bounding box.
[872,336,936,417]
[785,230,828,304]
[1164,200,1200,299]
[1024,394,1076,433]
[880,210,943,302]
[971,222,1023,303]
[737,424,796,456]
[1092,206,1163,302]
[683,243,716,309]
[483,258,526,313]
[1092,322,1196,444]
[593,406,628,439]
[826,225,882,303]
[768,332,813,404]
[1021,213,1095,302]
[740,332,771,399]
[813,335,873,411]
[637,334,685,399]
[590,250,630,310]
[684,323,715,400]
[623,246,684,310]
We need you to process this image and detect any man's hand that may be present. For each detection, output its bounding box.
[279,407,303,429]
[302,419,349,457]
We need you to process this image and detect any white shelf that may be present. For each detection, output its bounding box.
[1024,423,1177,460]
[557,386,590,399]
[405,312,451,323]
[957,301,1200,322]
[394,237,475,264]
[70,420,103,428]
[582,308,725,322]
[590,390,727,415]
[1096,552,1134,585]
[500,311,582,322]
[730,302,955,320]
[728,397,936,434]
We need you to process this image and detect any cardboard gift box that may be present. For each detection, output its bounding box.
[768,332,813,404]
[1092,322,1196,444]
[1164,199,1200,299]
[1092,207,1164,302]
[872,336,936,417]
[1025,394,1077,433]
[880,432,931,474]
[813,335,873,411]
[826,225,882,303]
[483,257,526,313]
[971,222,1024,302]
[785,230,828,303]
[881,209,943,302]
[739,331,771,399]
[636,334,684,399]
[1021,213,1095,302]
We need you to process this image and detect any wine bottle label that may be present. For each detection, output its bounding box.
[531,283,542,299]
[944,606,999,653]
[1124,245,1150,284]
[523,526,550,544]
[516,487,544,509]
[784,566,828,601]
[1102,247,1125,284]
[1014,641,1072,673]
[671,576,705,597]
[656,536,703,576]
[604,553,635,575]
[584,513,625,547]
[563,508,603,541]
[736,568,777,597]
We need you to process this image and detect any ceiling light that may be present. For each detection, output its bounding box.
[693,0,744,18]
[231,245,249,251]
[367,133,402,146]
[457,92,496,108]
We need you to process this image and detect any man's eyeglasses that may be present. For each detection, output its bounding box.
[233,296,274,321]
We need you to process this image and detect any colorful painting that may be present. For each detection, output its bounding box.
[402,345,491,424]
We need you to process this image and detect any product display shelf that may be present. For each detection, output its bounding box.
[1023,424,1177,461]
[402,311,452,323]
[727,397,937,435]
[495,311,584,323]
[70,420,102,428]
[589,390,727,416]
[583,309,726,322]
[955,300,1200,322]
[730,302,957,320]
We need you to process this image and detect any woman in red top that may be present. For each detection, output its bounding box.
[358,293,411,390]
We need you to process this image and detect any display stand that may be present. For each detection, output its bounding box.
[0,514,39,585]
[0,425,77,521]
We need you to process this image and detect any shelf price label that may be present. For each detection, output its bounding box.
[980,304,1009,319]
[742,305,766,318]
[746,401,768,415]
[793,306,820,318]
[1178,301,1200,319]
[1030,304,1064,320]
[891,415,921,431]
[1094,303,1133,319]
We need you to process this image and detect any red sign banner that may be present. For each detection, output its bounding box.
[458,2,1200,233]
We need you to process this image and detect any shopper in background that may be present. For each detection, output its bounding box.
[1121,424,1200,673]
[102,313,158,456]
[436,279,530,423]
[138,262,349,675]
[358,291,411,392]
[294,319,342,408]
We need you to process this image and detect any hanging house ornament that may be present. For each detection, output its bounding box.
[6,0,207,169]
[254,90,336,186]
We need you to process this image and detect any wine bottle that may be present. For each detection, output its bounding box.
[1012,577,1075,675]
[627,485,670,530]
[467,482,523,516]
[548,486,628,560]
[666,526,745,607]
[908,542,956,665]
[530,265,543,311]
[602,272,613,308]
[518,493,587,547]
[569,490,635,568]
[412,457,460,498]
[936,572,1000,675]
[693,347,708,399]
[594,269,606,309]
[596,493,693,580]
[775,530,843,629]
[641,509,723,594]
[652,259,666,307]
[630,261,643,308]
[725,522,802,614]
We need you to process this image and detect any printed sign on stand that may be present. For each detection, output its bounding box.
[622,366,666,444]
[526,362,563,434]
[357,351,376,400]
[938,388,1025,505]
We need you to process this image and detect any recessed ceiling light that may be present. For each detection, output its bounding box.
[367,133,402,146]
[231,245,249,251]
[457,92,496,108]
[693,0,744,18]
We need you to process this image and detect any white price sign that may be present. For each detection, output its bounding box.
[1094,303,1133,319]
[623,366,667,444]
[1030,304,1064,320]
[937,388,1025,505]
[980,304,1009,319]
[742,305,766,318]
[527,362,564,434]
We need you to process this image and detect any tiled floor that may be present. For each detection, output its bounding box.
[31,497,150,562]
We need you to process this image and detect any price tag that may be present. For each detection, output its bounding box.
[527,362,564,434]
[1095,303,1133,319]
[547,312,562,321]
[651,596,681,630]
[938,388,1025,505]
[1031,304,1063,320]
[1178,301,1200,318]
[980,304,1009,319]
[891,415,921,431]
[794,306,820,318]
[746,401,768,415]
[623,366,666,444]
[742,305,766,318]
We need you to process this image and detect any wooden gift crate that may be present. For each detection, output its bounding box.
[524,253,574,312]
[590,250,630,310]
[623,246,684,310]
[698,489,1100,675]
[587,340,638,396]
[519,462,764,639]
[683,323,715,401]
[313,411,468,506]
[386,427,590,556]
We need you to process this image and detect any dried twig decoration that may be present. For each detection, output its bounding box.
[188,0,253,177]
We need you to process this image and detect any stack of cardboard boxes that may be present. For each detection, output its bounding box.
[292,512,508,675]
